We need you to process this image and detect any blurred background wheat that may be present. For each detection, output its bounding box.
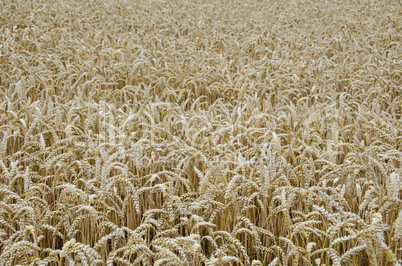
[0,0,401,265]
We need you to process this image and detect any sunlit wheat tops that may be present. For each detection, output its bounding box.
[0,0,401,265]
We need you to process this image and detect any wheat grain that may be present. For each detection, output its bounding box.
[0,0,400,264]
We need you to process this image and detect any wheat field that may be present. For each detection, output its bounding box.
[0,0,401,265]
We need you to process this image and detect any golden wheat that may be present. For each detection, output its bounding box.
[0,0,401,265]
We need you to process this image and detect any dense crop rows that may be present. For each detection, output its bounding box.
[0,0,401,265]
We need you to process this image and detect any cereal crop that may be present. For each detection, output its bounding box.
[0,0,401,265]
